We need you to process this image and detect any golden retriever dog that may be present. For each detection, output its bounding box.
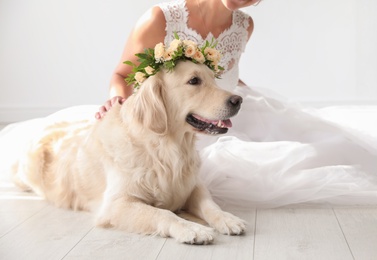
[12,61,245,244]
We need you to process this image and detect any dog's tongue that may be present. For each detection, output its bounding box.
[219,119,232,128]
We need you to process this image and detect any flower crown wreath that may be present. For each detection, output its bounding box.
[124,33,224,89]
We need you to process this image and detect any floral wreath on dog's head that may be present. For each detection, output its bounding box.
[124,32,224,89]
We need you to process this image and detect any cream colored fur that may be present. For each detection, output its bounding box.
[12,61,245,244]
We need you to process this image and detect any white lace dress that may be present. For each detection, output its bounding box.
[1,0,377,208]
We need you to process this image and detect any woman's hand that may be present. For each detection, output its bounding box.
[95,96,126,120]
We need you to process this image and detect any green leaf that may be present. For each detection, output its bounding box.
[123,60,135,67]
[140,59,152,67]
[136,53,150,60]
[174,31,179,40]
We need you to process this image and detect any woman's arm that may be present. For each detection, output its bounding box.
[95,6,167,119]
[109,6,167,99]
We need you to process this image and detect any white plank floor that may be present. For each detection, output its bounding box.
[1,124,377,260]
[2,185,377,259]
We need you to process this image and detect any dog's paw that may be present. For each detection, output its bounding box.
[171,221,215,245]
[210,211,246,235]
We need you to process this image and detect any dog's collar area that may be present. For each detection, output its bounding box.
[186,114,230,135]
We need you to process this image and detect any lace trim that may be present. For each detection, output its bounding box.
[158,0,250,75]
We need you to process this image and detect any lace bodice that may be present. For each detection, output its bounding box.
[158,0,250,91]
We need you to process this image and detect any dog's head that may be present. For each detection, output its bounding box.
[127,61,242,135]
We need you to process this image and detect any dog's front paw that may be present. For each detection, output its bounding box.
[210,211,246,235]
[170,221,215,245]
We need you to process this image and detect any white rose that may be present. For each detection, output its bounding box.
[184,44,197,58]
[144,66,155,75]
[135,72,146,84]
[204,47,219,62]
[154,43,165,61]
[168,39,182,53]
[163,50,173,61]
[193,51,205,63]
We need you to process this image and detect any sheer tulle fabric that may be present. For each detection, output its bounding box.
[197,86,377,208]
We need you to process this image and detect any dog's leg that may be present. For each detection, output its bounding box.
[95,198,215,244]
[185,184,246,235]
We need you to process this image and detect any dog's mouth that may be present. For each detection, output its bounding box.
[186,114,232,135]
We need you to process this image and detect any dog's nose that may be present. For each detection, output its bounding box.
[227,95,243,110]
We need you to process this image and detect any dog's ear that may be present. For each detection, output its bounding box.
[132,75,168,135]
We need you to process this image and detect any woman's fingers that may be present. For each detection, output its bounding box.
[95,96,125,119]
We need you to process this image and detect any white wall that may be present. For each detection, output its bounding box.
[241,0,377,105]
[1,0,376,122]
[0,0,161,122]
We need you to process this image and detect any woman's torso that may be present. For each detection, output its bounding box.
[157,0,251,91]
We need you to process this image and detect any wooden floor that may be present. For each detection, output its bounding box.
[1,124,377,260]
[1,184,377,260]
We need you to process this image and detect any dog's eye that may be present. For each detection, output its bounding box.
[187,77,201,85]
